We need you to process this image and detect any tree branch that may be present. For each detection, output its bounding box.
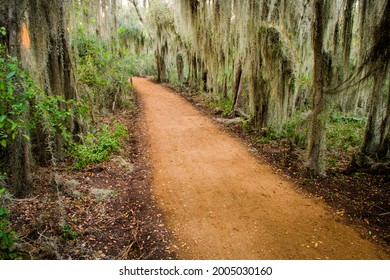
[129,0,144,24]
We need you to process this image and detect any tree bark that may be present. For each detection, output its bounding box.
[155,51,166,83]
[5,0,33,196]
[342,0,355,70]
[232,61,242,111]
[176,53,184,83]
[129,0,145,24]
[305,0,327,175]
[361,74,385,157]
[377,81,390,159]
[202,69,208,92]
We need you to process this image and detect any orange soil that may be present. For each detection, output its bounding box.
[134,77,389,260]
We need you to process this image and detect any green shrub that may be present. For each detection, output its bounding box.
[70,122,128,169]
[327,113,365,150]
[0,37,35,148]
[254,111,308,147]
[326,112,366,167]
[1,28,74,157]
[214,98,234,117]
[0,188,19,260]
[75,31,136,112]
[280,110,308,148]
[33,94,75,141]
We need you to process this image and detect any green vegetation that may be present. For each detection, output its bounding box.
[76,30,134,112]
[33,95,76,141]
[279,111,309,149]
[0,17,138,196]
[252,110,367,169]
[0,50,75,147]
[213,98,234,117]
[326,113,366,168]
[70,122,128,170]
[0,188,19,260]
[0,42,34,148]
[252,110,307,147]
[62,223,78,241]
[327,113,365,150]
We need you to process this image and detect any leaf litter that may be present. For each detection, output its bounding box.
[8,106,176,260]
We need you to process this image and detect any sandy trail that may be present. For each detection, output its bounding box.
[133,77,388,260]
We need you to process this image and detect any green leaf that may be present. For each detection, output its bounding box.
[22,134,30,140]
[6,71,16,79]
[1,139,6,148]
[7,118,16,125]
[3,234,9,244]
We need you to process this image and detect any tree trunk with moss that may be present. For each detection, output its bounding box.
[3,0,33,196]
[361,74,385,157]
[355,0,390,163]
[176,53,184,84]
[28,0,84,162]
[378,82,390,160]
[305,0,327,175]
[0,0,84,196]
[156,51,166,83]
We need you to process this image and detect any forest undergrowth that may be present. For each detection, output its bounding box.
[4,104,175,260]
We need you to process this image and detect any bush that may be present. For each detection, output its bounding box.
[70,122,128,170]
[0,37,35,149]
[0,188,19,260]
[1,27,75,167]
[326,112,366,167]
[213,98,234,117]
[280,110,308,149]
[75,32,135,112]
[327,113,365,150]
[254,110,308,147]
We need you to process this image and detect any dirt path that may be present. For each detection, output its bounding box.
[133,77,389,260]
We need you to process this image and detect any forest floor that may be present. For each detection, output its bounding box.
[6,77,389,260]
[133,77,389,259]
[7,104,176,260]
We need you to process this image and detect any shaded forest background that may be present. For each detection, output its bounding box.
[0,0,389,259]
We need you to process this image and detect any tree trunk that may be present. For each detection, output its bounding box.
[305,0,327,175]
[377,82,390,160]
[232,61,242,111]
[5,0,33,196]
[342,0,355,70]
[202,69,208,92]
[111,0,118,52]
[361,74,385,157]
[192,54,198,90]
[155,52,165,83]
[176,53,184,83]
